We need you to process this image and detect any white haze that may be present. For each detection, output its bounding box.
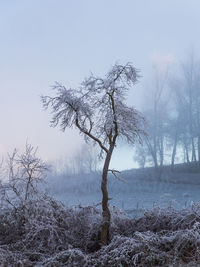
[0,0,200,170]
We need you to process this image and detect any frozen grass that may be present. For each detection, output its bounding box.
[1,196,200,266]
[47,169,200,216]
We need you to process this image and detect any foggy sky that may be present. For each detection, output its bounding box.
[0,0,200,170]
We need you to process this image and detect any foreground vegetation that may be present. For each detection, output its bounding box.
[1,197,200,266]
[1,145,200,266]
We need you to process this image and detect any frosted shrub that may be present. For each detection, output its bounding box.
[42,249,88,267]
[0,201,200,265]
[0,143,49,210]
[17,198,102,254]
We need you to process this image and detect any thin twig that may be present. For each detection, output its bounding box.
[108,169,127,183]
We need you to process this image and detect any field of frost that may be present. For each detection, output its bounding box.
[48,168,200,218]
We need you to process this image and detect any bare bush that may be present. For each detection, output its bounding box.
[0,143,49,210]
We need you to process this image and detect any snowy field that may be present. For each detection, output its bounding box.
[48,170,200,217]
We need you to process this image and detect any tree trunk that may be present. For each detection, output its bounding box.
[153,135,158,170]
[171,132,177,170]
[191,137,197,162]
[100,145,114,246]
[159,135,164,168]
[184,143,190,164]
[198,136,200,163]
[145,138,158,170]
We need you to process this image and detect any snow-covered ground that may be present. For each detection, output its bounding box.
[47,169,200,217]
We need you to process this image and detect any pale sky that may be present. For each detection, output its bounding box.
[0,0,200,170]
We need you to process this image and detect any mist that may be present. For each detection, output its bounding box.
[0,0,200,169]
[1,1,200,266]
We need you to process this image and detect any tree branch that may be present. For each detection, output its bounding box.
[107,92,118,144]
[108,169,127,183]
[75,118,108,153]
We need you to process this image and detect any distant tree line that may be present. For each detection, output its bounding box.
[53,144,100,175]
[134,53,200,171]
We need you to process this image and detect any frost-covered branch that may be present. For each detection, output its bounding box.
[0,143,50,208]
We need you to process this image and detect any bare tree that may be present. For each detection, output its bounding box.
[41,63,144,245]
[167,54,200,165]
[138,57,172,174]
[0,143,49,210]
